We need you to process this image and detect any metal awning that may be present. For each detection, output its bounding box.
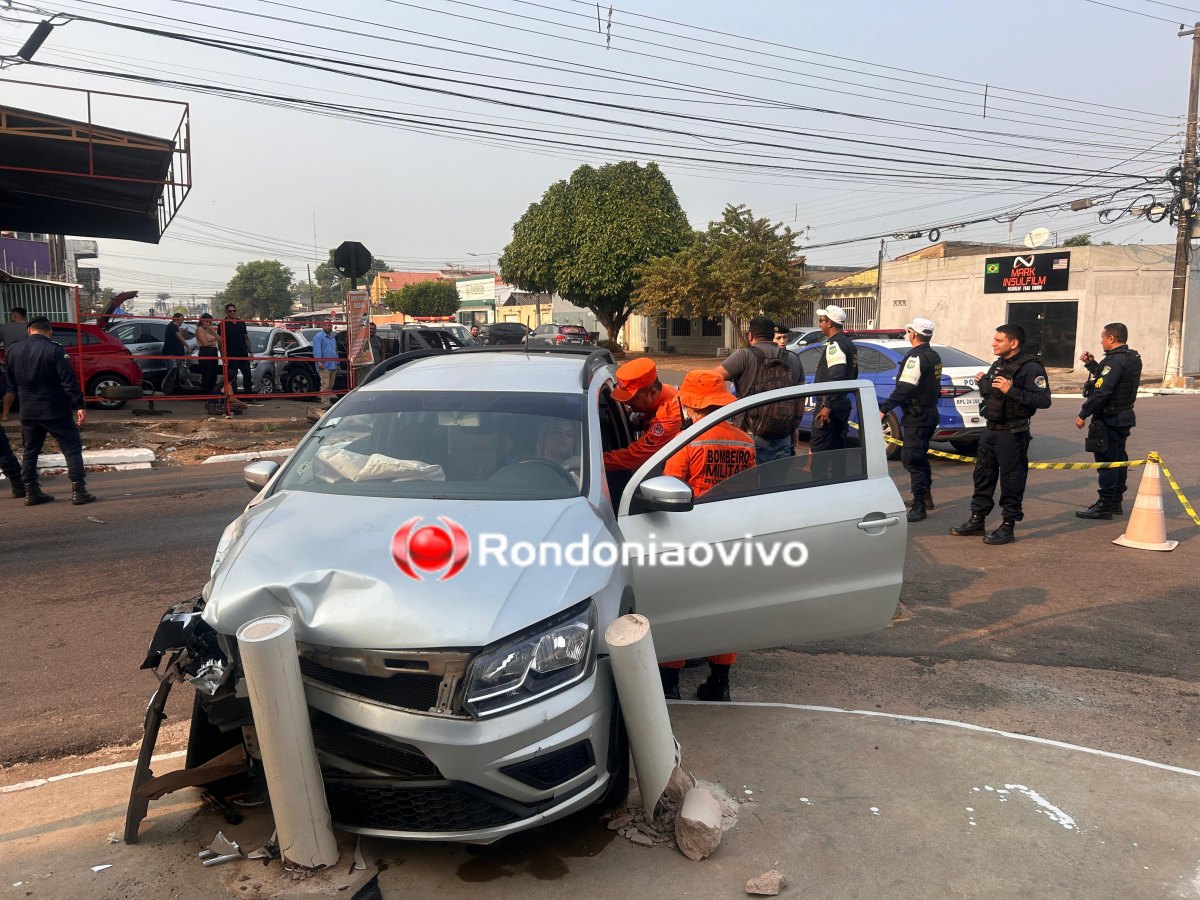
[0,92,190,243]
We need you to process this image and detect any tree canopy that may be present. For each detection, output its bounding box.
[499,161,691,340]
[217,259,295,320]
[386,279,460,317]
[1062,233,1092,247]
[634,204,809,338]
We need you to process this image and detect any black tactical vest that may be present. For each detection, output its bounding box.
[906,343,942,408]
[1105,347,1141,412]
[815,331,859,382]
[982,351,1038,422]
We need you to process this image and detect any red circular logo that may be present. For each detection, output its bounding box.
[392,517,470,581]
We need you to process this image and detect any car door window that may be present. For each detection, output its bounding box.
[856,346,884,373]
[797,347,823,382]
[144,323,167,342]
[111,323,140,344]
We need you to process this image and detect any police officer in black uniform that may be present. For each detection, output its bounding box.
[2,317,96,506]
[811,304,858,479]
[950,323,1050,544]
[1074,322,1141,520]
[879,317,942,522]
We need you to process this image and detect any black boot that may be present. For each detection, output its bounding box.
[70,480,96,505]
[907,497,927,522]
[983,518,1016,545]
[1075,499,1122,520]
[950,513,985,536]
[696,663,731,702]
[659,666,681,701]
[6,478,24,499]
[24,481,53,506]
[907,492,934,510]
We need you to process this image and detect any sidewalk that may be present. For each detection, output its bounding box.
[3,702,1197,899]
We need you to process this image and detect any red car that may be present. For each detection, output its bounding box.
[0,322,143,411]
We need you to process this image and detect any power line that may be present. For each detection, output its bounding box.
[1076,0,1185,23]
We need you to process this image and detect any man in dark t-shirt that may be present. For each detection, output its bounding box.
[221,303,253,397]
[162,313,189,378]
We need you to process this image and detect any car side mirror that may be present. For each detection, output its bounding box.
[634,475,694,513]
[243,460,280,491]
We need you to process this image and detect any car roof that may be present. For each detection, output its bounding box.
[366,350,599,394]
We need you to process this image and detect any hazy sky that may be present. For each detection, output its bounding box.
[0,0,1190,301]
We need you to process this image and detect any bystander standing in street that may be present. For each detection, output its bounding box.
[0,306,28,351]
[950,324,1051,544]
[879,317,942,522]
[195,313,220,410]
[162,312,190,381]
[221,303,257,403]
[715,315,804,465]
[1,316,95,505]
[1075,322,1142,520]
[312,321,339,408]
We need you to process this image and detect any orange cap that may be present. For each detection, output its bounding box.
[677,370,736,409]
[611,357,659,402]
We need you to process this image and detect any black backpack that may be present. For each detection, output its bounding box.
[742,346,797,438]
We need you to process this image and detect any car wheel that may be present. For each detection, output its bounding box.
[256,372,275,395]
[88,374,131,410]
[285,368,318,397]
[881,411,902,460]
[950,438,980,456]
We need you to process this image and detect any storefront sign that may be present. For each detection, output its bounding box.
[983,253,1070,293]
[345,290,372,366]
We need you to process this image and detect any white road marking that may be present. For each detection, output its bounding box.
[0,750,186,795]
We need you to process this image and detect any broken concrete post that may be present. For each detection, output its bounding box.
[675,787,724,861]
[604,614,678,818]
[746,870,787,895]
[665,765,696,805]
[236,615,339,869]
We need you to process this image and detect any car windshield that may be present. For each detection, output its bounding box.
[934,346,989,367]
[275,390,586,500]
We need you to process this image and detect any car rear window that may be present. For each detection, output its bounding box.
[559,325,588,334]
[934,347,989,367]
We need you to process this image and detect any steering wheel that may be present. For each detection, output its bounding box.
[515,457,579,489]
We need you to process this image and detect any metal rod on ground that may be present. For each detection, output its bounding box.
[236,615,339,869]
[604,614,678,818]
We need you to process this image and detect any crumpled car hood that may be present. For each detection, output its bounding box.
[202,491,614,649]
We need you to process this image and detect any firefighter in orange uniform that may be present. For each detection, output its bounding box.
[603,357,685,472]
[658,370,756,702]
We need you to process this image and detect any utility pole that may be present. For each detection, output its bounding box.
[875,237,886,311]
[1165,22,1200,387]
[307,263,316,312]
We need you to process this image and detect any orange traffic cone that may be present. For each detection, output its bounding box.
[1113,453,1178,552]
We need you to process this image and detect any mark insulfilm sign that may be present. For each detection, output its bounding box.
[983,252,1071,294]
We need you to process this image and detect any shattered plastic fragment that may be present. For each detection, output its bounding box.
[90,865,112,872]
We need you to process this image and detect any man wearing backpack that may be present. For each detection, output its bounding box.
[716,315,804,465]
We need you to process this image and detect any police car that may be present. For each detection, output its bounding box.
[794,338,986,457]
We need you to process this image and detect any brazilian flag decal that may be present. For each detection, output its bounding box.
[986,263,1000,274]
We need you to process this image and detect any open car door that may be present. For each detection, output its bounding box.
[617,380,906,661]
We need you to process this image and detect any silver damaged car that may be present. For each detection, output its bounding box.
[126,347,906,844]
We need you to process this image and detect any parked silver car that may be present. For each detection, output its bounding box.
[130,348,905,844]
[106,316,197,392]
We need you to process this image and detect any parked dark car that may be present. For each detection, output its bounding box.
[526,323,593,347]
[479,322,531,345]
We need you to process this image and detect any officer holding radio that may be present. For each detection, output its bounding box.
[1075,322,1141,520]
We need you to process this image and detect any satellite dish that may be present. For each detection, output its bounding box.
[1023,228,1051,249]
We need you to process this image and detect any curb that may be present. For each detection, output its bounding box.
[202,447,296,465]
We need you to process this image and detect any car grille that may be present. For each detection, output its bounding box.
[299,657,442,711]
[500,740,595,790]
[324,778,521,832]
[309,709,441,779]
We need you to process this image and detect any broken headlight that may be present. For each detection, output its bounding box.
[463,600,596,718]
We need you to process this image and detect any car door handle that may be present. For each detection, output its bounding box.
[857,516,900,530]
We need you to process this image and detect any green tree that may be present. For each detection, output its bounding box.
[386,279,460,317]
[218,260,295,320]
[634,204,809,340]
[1062,233,1092,247]
[313,249,390,306]
[500,161,691,340]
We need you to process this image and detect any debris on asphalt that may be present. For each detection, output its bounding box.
[745,869,787,895]
[86,517,107,525]
[665,765,696,805]
[199,831,245,867]
[675,787,724,861]
[89,865,112,872]
[105,832,120,844]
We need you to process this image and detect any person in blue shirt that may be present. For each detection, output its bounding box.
[312,321,339,408]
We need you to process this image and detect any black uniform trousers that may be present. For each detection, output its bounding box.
[197,347,219,395]
[970,426,1031,521]
[0,426,21,481]
[227,358,253,395]
[21,415,85,484]
[901,407,938,498]
[810,403,851,480]
[1094,417,1132,502]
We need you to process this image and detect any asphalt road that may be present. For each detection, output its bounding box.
[0,395,1196,768]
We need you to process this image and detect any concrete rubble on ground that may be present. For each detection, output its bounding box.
[675,786,725,861]
[602,768,740,860]
[745,869,788,895]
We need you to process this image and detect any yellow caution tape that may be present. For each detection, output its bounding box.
[1151,452,1200,527]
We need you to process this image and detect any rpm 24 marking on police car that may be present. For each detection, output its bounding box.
[391,516,809,582]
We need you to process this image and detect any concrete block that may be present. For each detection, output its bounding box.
[746,869,787,895]
[665,765,696,805]
[675,787,723,861]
